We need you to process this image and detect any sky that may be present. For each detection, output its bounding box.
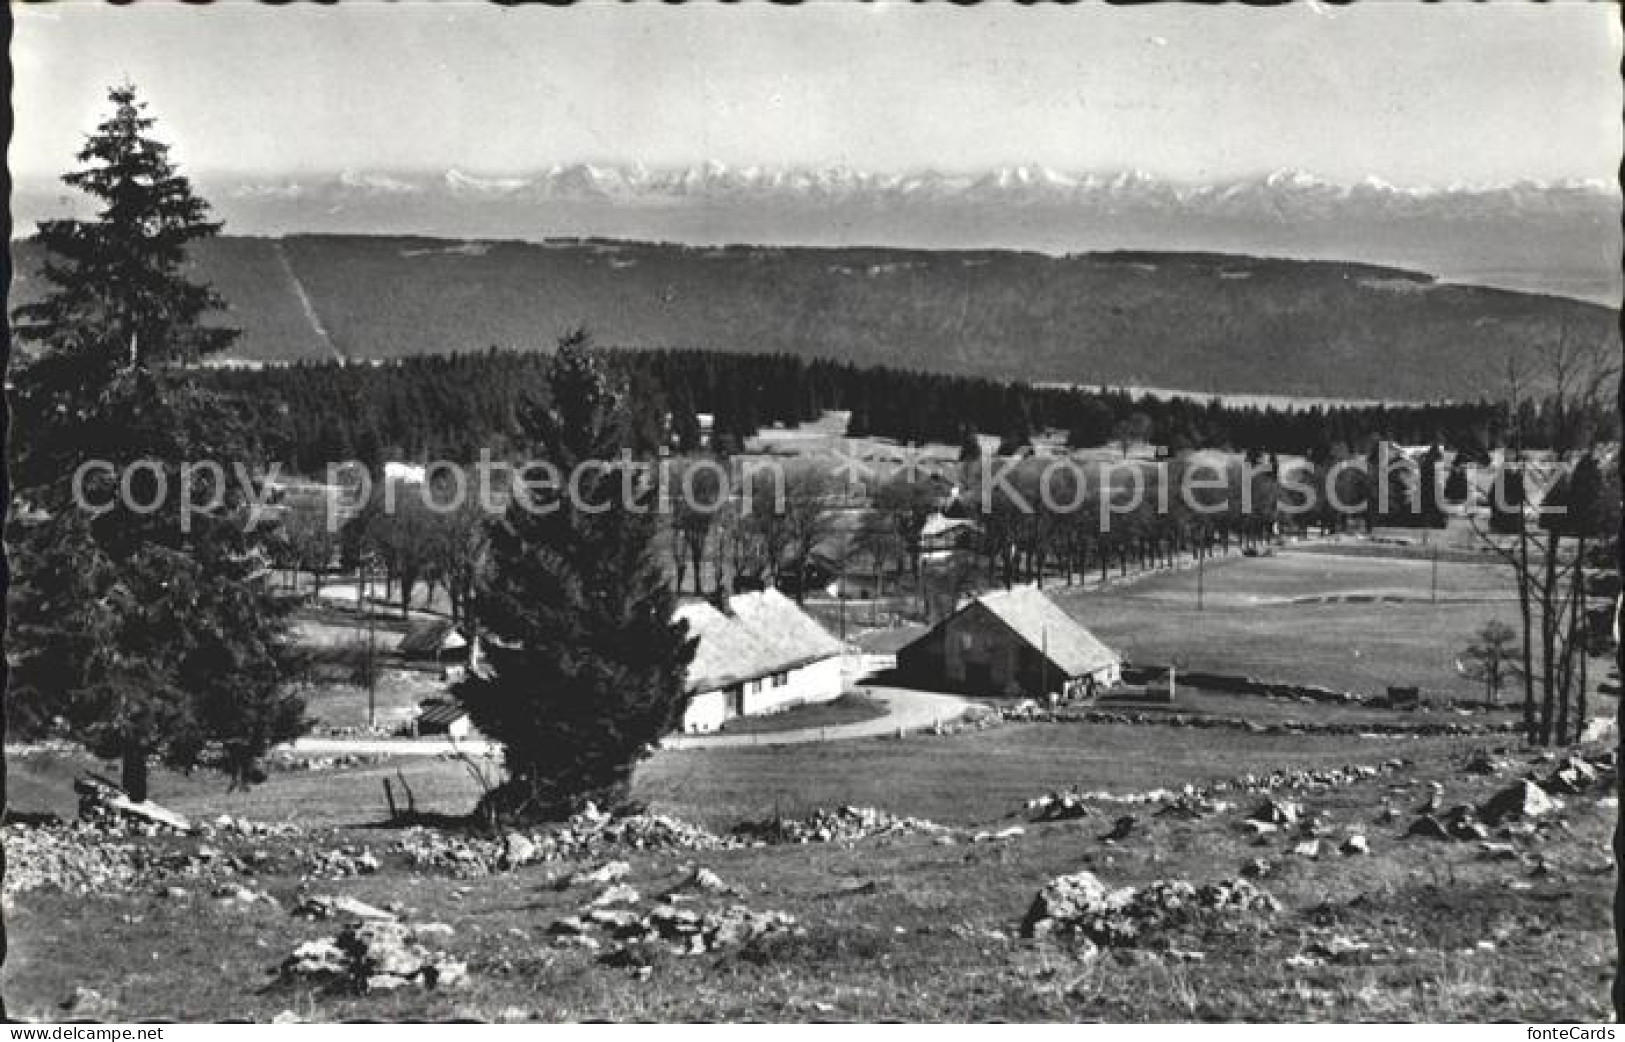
[9,2,1623,187]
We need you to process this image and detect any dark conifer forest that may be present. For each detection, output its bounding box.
[198,347,1608,475]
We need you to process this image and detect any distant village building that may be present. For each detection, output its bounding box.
[897,586,1120,699]
[398,619,470,664]
[412,698,474,739]
[383,461,427,485]
[677,588,846,732]
[919,512,979,560]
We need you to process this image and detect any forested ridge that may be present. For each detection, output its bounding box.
[199,347,1603,475]
[12,234,1617,401]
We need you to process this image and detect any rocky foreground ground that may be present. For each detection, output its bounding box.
[5,743,1618,1021]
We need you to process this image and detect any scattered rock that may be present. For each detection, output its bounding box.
[1547,756,1601,795]
[556,900,801,961]
[1339,835,1370,857]
[1308,934,1375,965]
[1406,815,1451,841]
[1099,816,1137,843]
[547,915,592,937]
[499,833,538,869]
[588,884,641,908]
[60,986,117,1019]
[1021,871,1279,945]
[1028,791,1093,822]
[1156,794,1230,820]
[395,805,735,879]
[586,907,644,934]
[75,776,193,834]
[733,805,948,845]
[307,847,381,879]
[292,895,397,921]
[1480,780,1558,826]
[277,921,467,994]
[1464,749,1509,776]
[1293,840,1322,860]
[1248,799,1302,827]
[567,860,632,888]
[663,866,736,897]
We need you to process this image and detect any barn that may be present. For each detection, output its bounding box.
[677,588,847,733]
[897,586,1120,699]
[412,698,474,738]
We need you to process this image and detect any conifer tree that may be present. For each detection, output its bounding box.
[455,332,696,822]
[8,84,306,799]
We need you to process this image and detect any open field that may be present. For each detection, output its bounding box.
[1049,548,1612,704]
[4,734,1613,1021]
[632,726,1483,830]
[9,724,1475,832]
[1111,549,1517,607]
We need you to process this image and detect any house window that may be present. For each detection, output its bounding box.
[771,671,789,687]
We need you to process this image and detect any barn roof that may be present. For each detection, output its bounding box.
[676,588,844,694]
[967,586,1119,677]
[416,699,469,728]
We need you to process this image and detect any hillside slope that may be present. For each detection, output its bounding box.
[9,235,1616,399]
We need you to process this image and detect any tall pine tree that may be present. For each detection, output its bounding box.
[455,332,696,822]
[8,84,306,799]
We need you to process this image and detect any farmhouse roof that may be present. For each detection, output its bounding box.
[399,618,468,657]
[969,586,1120,678]
[676,588,844,694]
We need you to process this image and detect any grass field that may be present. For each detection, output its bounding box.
[1113,549,1517,607]
[9,722,1476,833]
[1049,548,1611,704]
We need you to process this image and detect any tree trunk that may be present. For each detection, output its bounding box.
[1541,531,1560,745]
[122,745,150,804]
[1517,527,1537,742]
[690,543,707,597]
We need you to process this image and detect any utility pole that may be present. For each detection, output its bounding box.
[1041,624,1049,702]
[1196,541,1206,612]
[364,556,377,730]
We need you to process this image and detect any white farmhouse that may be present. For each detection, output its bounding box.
[676,588,846,733]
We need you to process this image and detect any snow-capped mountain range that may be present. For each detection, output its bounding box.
[15,162,1620,304]
[270,161,1613,219]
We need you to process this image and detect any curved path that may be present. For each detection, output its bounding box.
[285,686,975,758]
[660,686,975,750]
